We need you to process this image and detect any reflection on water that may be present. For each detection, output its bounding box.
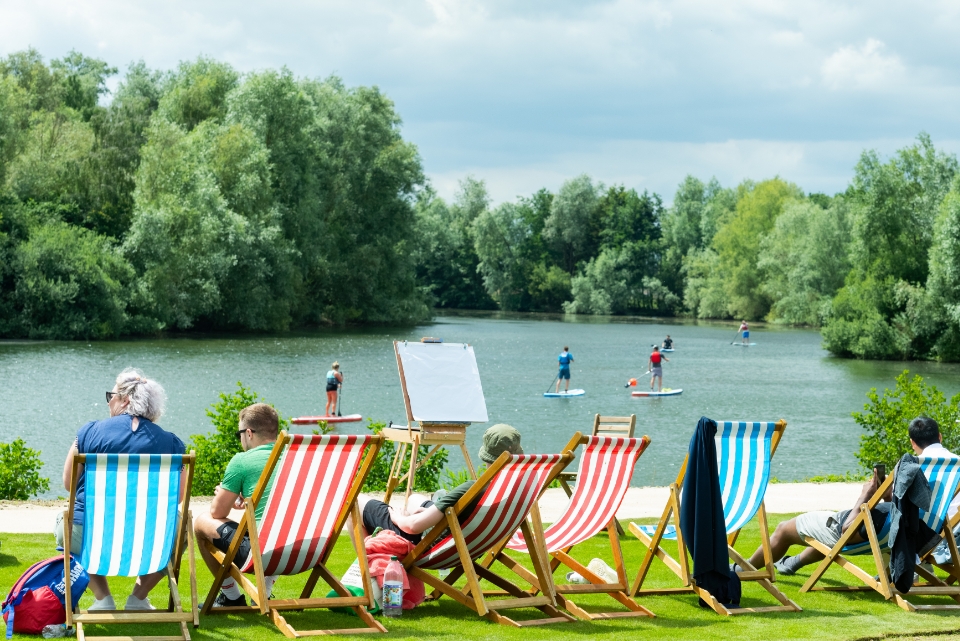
[3,313,960,497]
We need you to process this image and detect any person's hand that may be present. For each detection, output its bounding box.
[863,471,880,496]
[234,495,246,510]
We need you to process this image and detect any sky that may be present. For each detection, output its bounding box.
[2,0,959,205]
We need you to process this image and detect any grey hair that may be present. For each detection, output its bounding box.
[115,368,166,422]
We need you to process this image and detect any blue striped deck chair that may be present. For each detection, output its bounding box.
[630,419,801,615]
[801,455,960,611]
[63,452,199,641]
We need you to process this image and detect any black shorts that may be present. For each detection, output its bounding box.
[212,521,251,568]
[326,383,339,392]
[362,500,433,545]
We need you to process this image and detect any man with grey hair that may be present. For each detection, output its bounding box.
[351,424,524,543]
[58,368,185,611]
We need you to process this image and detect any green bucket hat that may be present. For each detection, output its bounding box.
[479,424,523,464]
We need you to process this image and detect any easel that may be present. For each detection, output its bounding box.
[381,339,488,507]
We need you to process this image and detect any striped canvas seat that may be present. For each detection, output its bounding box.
[416,454,562,570]
[507,436,646,553]
[404,450,576,626]
[81,453,183,577]
[238,434,370,576]
[202,432,387,636]
[716,421,777,534]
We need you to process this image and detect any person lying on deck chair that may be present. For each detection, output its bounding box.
[349,424,523,544]
[193,403,283,608]
[741,416,955,576]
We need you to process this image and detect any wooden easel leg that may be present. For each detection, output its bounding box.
[384,442,407,504]
[405,435,420,510]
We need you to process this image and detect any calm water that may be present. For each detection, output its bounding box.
[3,313,960,497]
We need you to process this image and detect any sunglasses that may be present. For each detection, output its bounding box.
[105,391,119,403]
[236,428,256,439]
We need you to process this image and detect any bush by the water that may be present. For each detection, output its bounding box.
[189,382,289,496]
[361,420,448,493]
[853,370,960,471]
[0,438,50,500]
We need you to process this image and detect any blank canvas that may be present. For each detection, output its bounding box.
[396,341,488,423]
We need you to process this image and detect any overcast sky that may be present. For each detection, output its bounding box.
[2,0,959,204]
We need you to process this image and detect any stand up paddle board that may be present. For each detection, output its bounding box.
[660,348,675,352]
[291,414,363,425]
[632,388,682,397]
[544,389,585,398]
[732,343,757,346]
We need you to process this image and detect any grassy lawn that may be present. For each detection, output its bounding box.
[3,514,960,640]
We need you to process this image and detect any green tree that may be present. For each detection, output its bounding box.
[473,202,532,310]
[50,50,117,122]
[542,174,600,273]
[0,437,50,500]
[158,57,238,131]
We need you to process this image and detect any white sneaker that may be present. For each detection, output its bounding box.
[587,558,619,584]
[88,595,116,611]
[565,571,589,584]
[124,595,156,611]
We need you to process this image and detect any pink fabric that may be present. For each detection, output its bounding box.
[365,530,425,608]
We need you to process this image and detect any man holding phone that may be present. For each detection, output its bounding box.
[742,416,955,575]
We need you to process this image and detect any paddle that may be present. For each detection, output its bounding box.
[546,376,559,393]
[336,378,343,417]
[730,329,741,345]
[624,372,652,387]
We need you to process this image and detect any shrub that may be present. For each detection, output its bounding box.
[0,438,50,500]
[362,420,448,492]
[189,381,289,495]
[853,370,960,471]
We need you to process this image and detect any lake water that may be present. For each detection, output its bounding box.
[3,312,960,497]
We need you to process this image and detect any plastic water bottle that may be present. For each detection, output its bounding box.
[41,624,71,638]
[382,556,404,617]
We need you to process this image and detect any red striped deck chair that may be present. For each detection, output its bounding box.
[629,419,801,615]
[401,451,575,627]
[488,432,654,620]
[201,432,385,637]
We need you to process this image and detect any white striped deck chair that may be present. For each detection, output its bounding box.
[488,432,653,620]
[63,452,199,641]
[801,456,960,611]
[402,451,576,627]
[201,432,386,636]
[630,419,801,615]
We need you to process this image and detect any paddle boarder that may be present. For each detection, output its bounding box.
[555,346,574,393]
[648,346,668,392]
[662,335,674,350]
[324,362,343,416]
[739,320,749,345]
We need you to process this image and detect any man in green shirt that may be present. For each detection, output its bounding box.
[352,424,524,544]
[194,403,281,607]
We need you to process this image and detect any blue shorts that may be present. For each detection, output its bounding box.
[742,330,749,338]
[558,367,571,380]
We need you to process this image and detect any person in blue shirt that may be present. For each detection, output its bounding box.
[324,361,343,416]
[555,346,574,393]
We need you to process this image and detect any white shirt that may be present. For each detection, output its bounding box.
[921,442,960,518]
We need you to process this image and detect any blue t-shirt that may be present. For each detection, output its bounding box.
[72,414,185,524]
[558,352,573,368]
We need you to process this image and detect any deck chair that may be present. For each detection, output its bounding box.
[800,456,960,611]
[201,433,386,636]
[64,452,199,641]
[488,432,654,620]
[402,451,576,627]
[629,419,801,615]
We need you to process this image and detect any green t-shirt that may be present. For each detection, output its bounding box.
[220,443,277,522]
[432,481,476,512]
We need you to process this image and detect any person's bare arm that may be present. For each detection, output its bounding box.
[388,505,445,535]
[841,470,881,533]
[62,441,79,491]
[210,485,241,520]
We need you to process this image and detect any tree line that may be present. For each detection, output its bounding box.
[3,49,960,361]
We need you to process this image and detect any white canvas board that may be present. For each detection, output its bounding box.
[396,342,488,423]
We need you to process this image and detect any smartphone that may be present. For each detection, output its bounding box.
[874,463,886,482]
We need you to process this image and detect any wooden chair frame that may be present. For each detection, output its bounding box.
[629,419,801,615]
[64,452,200,641]
[201,432,386,636]
[799,468,960,611]
[485,431,654,620]
[401,450,576,627]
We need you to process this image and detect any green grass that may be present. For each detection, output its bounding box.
[3,514,960,640]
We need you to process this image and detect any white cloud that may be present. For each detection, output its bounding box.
[821,38,906,90]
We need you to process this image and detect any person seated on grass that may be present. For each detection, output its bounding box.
[193,403,282,607]
[351,424,523,544]
[743,416,954,575]
[58,368,185,611]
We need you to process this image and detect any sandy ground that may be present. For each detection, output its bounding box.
[0,482,864,534]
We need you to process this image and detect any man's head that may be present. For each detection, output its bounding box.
[238,403,280,451]
[909,416,942,453]
[653,346,660,352]
[563,346,569,352]
[479,424,523,464]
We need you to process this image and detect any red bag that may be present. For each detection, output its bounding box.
[3,555,89,637]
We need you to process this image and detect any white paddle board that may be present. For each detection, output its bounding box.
[660,348,675,352]
[632,388,682,397]
[732,343,757,346]
[544,389,586,398]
